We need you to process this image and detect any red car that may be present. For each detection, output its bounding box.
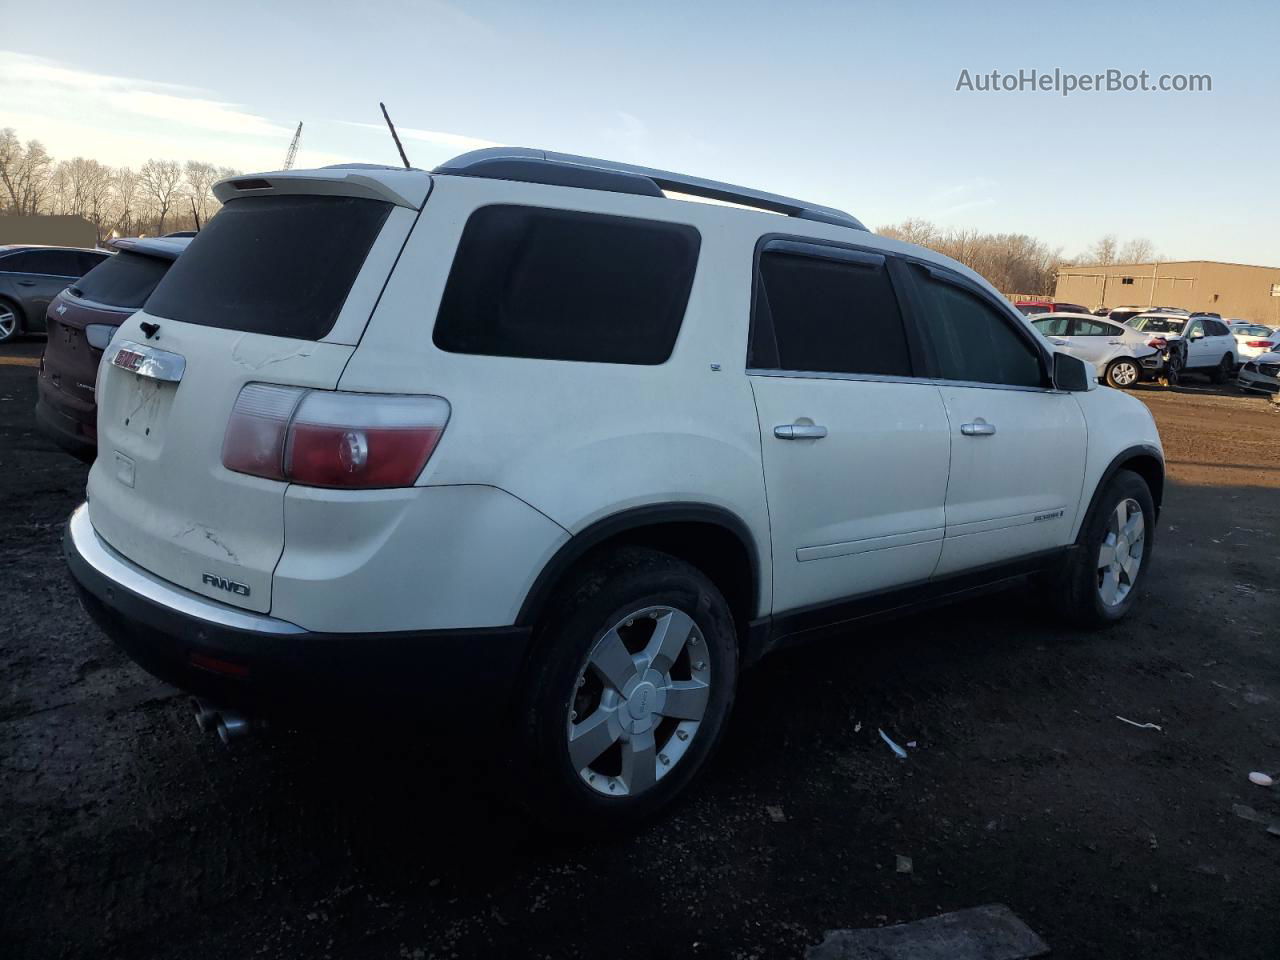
[36,236,190,461]
[1014,300,1089,316]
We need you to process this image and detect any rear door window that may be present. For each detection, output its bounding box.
[750,244,913,376]
[433,205,700,364]
[71,251,173,309]
[146,194,392,341]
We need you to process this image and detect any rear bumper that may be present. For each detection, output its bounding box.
[35,380,97,462]
[63,504,532,717]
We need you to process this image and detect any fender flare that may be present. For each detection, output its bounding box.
[515,502,762,628]
[1078,443,1165,540]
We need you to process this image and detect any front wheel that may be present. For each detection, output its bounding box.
[1105,358,1140,389]
[513,547,738,831]
[1047,469,1155,628]
[1210,353,1234,384]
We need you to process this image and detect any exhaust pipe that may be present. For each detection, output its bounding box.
[216,710,252,745]
[191,698,219,733]
[190,698,255,745]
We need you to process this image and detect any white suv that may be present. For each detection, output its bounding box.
[64,149,1165,828]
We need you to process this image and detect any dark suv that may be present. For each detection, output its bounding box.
[36,237,189,460]
[0,245,111,343]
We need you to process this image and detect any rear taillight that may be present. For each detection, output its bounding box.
[222,384,449,489]
[1147,337,1167,349]
[1245,340,1274,348]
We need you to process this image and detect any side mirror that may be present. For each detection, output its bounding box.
[1053,351,1095,392]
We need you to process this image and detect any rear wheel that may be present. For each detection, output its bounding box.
[0,300,20,343]
[1105,358,1140,389]
[1210,353,1234,384]
[1048,469,1154,628]
[513,547,738,831]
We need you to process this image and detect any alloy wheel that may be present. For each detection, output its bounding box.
[0,307,16,341]
[1110,361,1138,386]
[1097,498,1145,606]
[567,605,711,798]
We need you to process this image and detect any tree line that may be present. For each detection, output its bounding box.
[0,128,240,243]
[877,219,1164,296]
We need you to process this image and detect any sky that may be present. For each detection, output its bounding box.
[2,0,1277,263]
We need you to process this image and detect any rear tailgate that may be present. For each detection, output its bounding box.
[86,173,428,614]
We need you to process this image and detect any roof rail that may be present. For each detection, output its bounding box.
[433,148,867,231]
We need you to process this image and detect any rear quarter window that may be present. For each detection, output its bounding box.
[145,194,392,341]
[432,205,700,365]
[71,251,172,309]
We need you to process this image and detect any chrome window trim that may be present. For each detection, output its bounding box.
[0,269,81,279]
[745,367,1069,395]
[67,505,306,635]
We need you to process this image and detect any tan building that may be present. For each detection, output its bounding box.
[0,215,97,248]
[1055,260,1280,326]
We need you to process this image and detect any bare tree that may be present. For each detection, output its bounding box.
[107,167,140,237]
[879,218,1064,294]
[184,160,220,227]
[1084,234,1118,266]
[0,130,55,214]
[138,159,184,234]
[1118,237,1155,264]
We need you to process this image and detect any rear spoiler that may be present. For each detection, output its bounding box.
[212,166,431,210]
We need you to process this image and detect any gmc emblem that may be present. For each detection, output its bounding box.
[202,573,251,597]
[112,348,145,372]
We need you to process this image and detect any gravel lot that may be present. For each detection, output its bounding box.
[2,337,1278,960]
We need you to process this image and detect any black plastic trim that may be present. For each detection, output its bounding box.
[516,503,761,629]
[754,547,1073,658]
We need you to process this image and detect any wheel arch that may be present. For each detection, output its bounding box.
[1080,444,1165,536]
[516,503,762,653]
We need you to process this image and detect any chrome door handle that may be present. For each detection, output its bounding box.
[1049,338,1068,346]
[774,423,828,440]
[960,419,996,437]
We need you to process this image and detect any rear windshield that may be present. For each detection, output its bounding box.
[70,251,171,309]
[146,194,392,340]
[1130,315,1187,334]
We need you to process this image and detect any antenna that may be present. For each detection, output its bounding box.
[379,102,412,169]
[282,121,303,170]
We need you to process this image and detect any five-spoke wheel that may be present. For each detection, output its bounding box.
[1097,498,1145,607]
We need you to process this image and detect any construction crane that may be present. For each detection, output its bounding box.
[282,121,303,170]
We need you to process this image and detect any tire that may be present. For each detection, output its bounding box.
[1047,469,1155,628]
[513,546,738,832]
[0,298,21,344]
[1104,358,1141,389]
[1209,353,1233,384]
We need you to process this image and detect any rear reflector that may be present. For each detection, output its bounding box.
[222,384,449,489]
[189,652,250,678]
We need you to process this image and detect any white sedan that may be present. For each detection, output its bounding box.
[1227,322,1280,362]
[1030,312,1163,388]
[1238,351,1280,395]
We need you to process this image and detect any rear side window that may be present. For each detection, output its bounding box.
[751,248,912,376]
[146,195,392,341]
[71,252,171,309]
[910,269,1045,388]
[433,205,700,365]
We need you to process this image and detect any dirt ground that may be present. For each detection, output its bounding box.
[2,337,1278,960]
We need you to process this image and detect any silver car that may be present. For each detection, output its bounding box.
[1030,312,1162,388]
[1238,351,1280,394]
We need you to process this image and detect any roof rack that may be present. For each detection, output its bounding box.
[433,148,867,231]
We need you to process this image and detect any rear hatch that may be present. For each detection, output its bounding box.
[86,169,429,614]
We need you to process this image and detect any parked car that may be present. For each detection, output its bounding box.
[1226,322,1280,363]
[1127,313,1238,381]
[1237,351,1280,394]
[63,151,1165,828]
[1109,306,1187,326]
[0,245,111,343]
[1029,312,1163,388]
[35,236,190,461]
[1014,300,1090,316]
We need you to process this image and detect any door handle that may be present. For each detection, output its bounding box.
[17,279,36,286]
[774,423,828,440]
[960,419,996,437]
[1049,338,1068,346]
[1108,340,1124,345]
